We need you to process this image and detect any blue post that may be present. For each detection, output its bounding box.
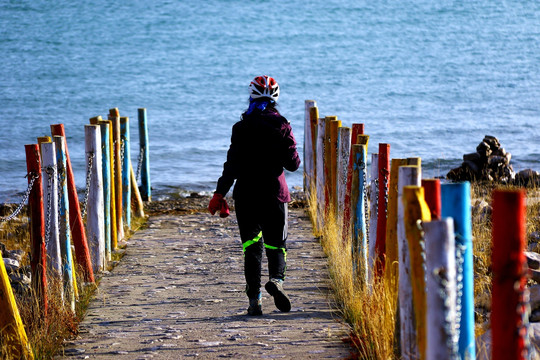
[98,122,111,261]
[138,108,151,202]
[53,135,75,311]
[120,117,131,229]
[441,182,475,360]
[351,144,369,284]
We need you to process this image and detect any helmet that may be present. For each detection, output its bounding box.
[249,75,280,101]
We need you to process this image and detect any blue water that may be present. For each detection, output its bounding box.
[1,1,539,203]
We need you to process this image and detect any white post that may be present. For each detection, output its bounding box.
[304,100,317,193]
[337,127,351,225]
[424,218,457,360]
[315,117,326,232]
[368,153,379,284]
[41,142,62,286]
[398,165,421,359]
[85,125,105,274]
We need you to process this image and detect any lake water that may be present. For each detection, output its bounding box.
[1,0,539,203]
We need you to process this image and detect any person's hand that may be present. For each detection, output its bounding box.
[219,198,230,218]
[208,193,224,215]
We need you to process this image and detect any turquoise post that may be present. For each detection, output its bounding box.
[351,144,368,284]
[99,122,111,260]
[138,108,151,202]
[120,117,131,229]
[441,182,475,360]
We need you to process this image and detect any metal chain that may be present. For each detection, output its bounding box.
[454,242,466,346]
[57,165,66,212]
[0,172,39,223]
[432,266,459,357]
[43,165,56,248]
[381,168,390,218]
[81,152,94,219]
[136,146,145,181]
[518,274,532,359]
[373,178,379,220]
[120,140,125,170]
[361,163,369,245]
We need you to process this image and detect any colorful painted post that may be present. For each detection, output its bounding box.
[342,124,365,242]
[397,165,421,359]
[368,153,378,284]
[106,120,118,250]
[324,116,337,214]
[441,182,475,360]
[422,179,441,220]
[109,109,124,242]
[98,121,112,261]
[130,164,145,218]
[0,255,34,359]
[304,100,317,194]
[403,186,432,360]
[85,125,105,274]
[53,135,75,312]
[40,141,63,296]
[374,143,390,277]
[424,218,457,360]
[308,106,319,193]
[315,117,327,233]
[50,124,95,283]
[138,108,151,202]
[120,116,131,229]
[329,119,341,212]
[491,189,529,360]
[384,158,407,285]
[336,126,351,225]
[25,144,48,315]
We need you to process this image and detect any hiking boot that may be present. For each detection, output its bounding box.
[247,293,262,316]
[265,278,291,312]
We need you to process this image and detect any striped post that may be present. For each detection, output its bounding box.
[384,158,407,285]
[25,144,48,315]
[109,109,124,242]
[492,189,529,360]
[53,135,75,312]
[425,218,457,360]
[50,124,95,283]
[403,186,432,360]
[342,124,365,242]
[40,141,63,294]
[85,125,105,274]
[374,143,390,277]
[98,121,112,261]
[304,100,317,195]
[368,153,378,284]
[441,182,475,360]
[120,116,131,229]
[138,108,151,202]
[422,179,441,220]
[329,119,341,212]
[397,165,421,359]
[315,117,327,233]
[336,126,351,225]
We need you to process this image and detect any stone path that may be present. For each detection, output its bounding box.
[60,209,351,359]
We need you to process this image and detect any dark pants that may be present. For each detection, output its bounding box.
[235,198,288,299]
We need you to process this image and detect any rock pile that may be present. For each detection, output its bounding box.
[446,135,539,186]
[1,242,31,296]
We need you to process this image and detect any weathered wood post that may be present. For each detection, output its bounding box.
[315,117,327,233]
[403,186,432,360]
[441,182,475,360]
[50,124,95,283]
[324,116,337,215]
[374,143,390,278]
[342,124,365,242]
[53,135,75,312]
[329,119,341,212]
[368,153,378,283]
[138,108,151,202]
[130,165,145,218]
[304,100,317,195]
[422,179,441,220]
[40,141,63,297]
[308,107,319,195]
[120,116,131,229]
[98,121,112,261]
[25,144,48,315]
[397,165,421,359]
[109,109,124,243]
[492,189,529,360]
[424,218,457,360]
[85,125,105,274]
[337,126,351,225]
[0,256,34,359]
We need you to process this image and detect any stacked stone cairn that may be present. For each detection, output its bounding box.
[1,242,31,296]
[446,135,540,186]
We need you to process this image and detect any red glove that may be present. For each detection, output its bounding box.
[209,193,230,218]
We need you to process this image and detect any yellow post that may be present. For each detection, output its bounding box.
[403,185,431,360]
[0,253,34,359]
[329,119,341,211]
[384,158,407,287]
[130,164,145,218]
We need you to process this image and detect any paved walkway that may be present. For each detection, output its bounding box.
[60,209,351,359]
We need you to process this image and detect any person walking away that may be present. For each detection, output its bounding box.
[208,75,301,316]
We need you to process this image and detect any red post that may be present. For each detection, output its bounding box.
[421,179,441,220]
[375,143,390,277]
[25,144,48,316]
[342,123,365,242]
[491,189,528,360]
[50,124,95,283]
